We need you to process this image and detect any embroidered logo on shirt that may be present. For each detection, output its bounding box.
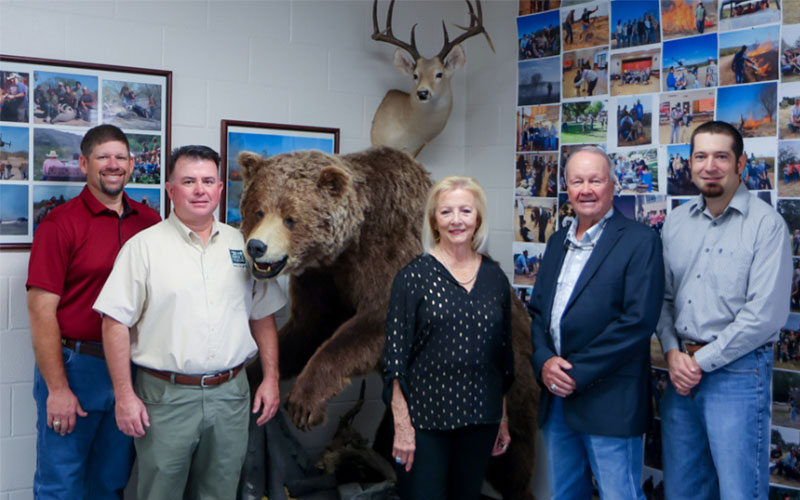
[229,249,247,267]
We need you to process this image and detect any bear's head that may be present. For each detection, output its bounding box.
[238,150,366,279]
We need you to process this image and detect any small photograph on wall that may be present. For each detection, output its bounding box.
[32,184,82,231]
[32,71,98,126]
[0,125,29,180]
[782,24,800,83]
[0,184,28,236]
[518,57,561,105]
[769,486,800,500]
[514,285,533,305]
[128,134,161,185]
[780,140,800,197]
[642,467,665,497]
[33,128,84,181]
[102,80,162,131]
[780,83,800,139]
[557,192,575,230]
[662,34,719,90]
[651,336,667,369]
[610,47,661,96]
[562,46,609,99]
[560,0,610,51]
[519,0,561,16]
[512,241,546,287]
[659,89,715,144]
[561,98,608,144]
[718,25,780,86]
[661,0,717,41]
[124,187,160,213]
[651,366,669,418]
[514,196,557,243]
[517,10,561,61]
[516,105,560,151]
[644,417,663,469]
[516,152,558,197]
[741,137,775,190]
[610,0,661,49]
[718,82,777,138]
[777,324,800,371]
[778,199,800,256]
[665,144,700,195]
[774,370,800,430]
[771,426,800,489]
[718,0,781,31]
[609,148,659,193]
[634,194,667,232]
[0,71,29,124]
[614,96,654,147]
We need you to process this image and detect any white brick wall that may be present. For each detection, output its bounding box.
[0,0,530,497]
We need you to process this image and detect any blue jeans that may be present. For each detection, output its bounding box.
[660,345,771,500]
[33,346,134,500]
[542,397,646,500]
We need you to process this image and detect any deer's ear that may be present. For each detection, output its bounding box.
[443,45,465,74]
[393,48,417,76]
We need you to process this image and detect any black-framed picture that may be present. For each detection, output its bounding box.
[0,54,171,248]
[220,120,340,226]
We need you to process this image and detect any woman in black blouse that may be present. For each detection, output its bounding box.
[381,176,514,500]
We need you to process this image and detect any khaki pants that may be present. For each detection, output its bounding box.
[134,369,250,500]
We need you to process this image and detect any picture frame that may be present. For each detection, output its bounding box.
[219,120,340,226]
[0,54,172,248]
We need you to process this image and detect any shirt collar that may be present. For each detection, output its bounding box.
[79,185,134,216]
[566,207,614,248]
[167,212,221,245]
[688,181,750,219]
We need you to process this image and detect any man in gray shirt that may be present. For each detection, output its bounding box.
[657,121,792,500]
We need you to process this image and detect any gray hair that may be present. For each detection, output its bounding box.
[564,145,614,181]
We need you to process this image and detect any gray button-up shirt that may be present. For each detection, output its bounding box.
[550,208,614,355]
[656,183,792,371]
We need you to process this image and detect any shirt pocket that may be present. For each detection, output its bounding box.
[710,248,752,294]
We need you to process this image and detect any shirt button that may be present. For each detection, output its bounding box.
[688,300,692,304]
[684,326,688,331]
[712,222,717,226]
[696,274,701,278]
[705,248,709,253]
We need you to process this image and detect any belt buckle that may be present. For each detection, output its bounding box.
[200,374,214,387]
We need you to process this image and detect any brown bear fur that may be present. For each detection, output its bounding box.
[238,146,539,499]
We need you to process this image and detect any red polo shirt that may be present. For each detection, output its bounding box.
[27,186,161,342]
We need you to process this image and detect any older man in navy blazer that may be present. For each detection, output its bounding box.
[529,146,664,499]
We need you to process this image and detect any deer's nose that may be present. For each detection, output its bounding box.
[417,90,430,100]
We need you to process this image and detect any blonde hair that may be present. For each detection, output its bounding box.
[421,175,488,253]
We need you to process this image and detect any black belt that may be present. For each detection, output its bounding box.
[61,338,105,359]
[139,364,244,387]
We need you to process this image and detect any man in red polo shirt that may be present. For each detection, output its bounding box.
[26,124,160,499]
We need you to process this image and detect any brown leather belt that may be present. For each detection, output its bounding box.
[62,338,105,359]
[682,341,707,356]
[139,364,244,387]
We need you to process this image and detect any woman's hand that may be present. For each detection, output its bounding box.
[391,379,416,472]
[492,419,511,456]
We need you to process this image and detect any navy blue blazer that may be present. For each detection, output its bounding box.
[529,209,664,437]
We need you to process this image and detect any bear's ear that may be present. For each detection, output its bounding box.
[237,151,263,182]
[317,166,350,199]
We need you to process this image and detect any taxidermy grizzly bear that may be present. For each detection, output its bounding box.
[237,147,539,500]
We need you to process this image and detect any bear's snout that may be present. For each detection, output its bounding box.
[247,238,267,259]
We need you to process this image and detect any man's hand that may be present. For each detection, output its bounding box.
[47,387,87,436]
[114,391,149,438]
[666,349,702,396]
[542,356,576,397]
[252,378,280,426]
[491,419,511,456]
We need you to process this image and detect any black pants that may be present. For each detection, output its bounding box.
[396,423,499,500]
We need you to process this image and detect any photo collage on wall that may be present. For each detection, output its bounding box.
[516,0,800,496]
[0,59,168,246]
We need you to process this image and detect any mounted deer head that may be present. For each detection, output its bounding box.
[370,0,494,158]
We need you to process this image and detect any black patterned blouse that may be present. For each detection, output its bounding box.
[381,253,514,430]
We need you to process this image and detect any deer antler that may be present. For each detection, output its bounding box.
[371,0,422,61]
[436,0,494,62]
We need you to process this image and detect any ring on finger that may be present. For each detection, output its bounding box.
[550,383,558,391]
[395,456,403,464]
[53,420,62,428]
